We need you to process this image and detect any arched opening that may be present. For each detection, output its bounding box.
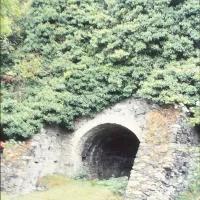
[81,123,140,179]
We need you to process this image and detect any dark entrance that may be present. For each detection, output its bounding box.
[81,123,140,179]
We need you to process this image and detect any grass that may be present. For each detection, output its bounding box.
[1,175,122,200]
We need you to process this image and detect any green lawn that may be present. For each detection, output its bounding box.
[1,175,122,200]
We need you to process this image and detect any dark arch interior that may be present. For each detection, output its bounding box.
[81,123,140,179]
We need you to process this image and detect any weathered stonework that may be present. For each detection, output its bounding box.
[58,98,151,177]
[1,98,199,199]
[125,117,200,200]
[1,129,62,194]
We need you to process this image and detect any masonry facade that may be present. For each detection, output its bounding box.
[1,98,199,200]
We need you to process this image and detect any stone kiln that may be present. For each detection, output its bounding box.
[1,98,199,200]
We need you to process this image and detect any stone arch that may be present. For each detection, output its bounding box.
[71,113,144,178]
[81,123,140,179]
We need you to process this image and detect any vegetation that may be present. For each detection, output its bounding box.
[1,175,122,200]
[72,168,91,181]
[0,2,199,199]
[1,0,199,140]
[97,176,128,196]
[72,168,128,196]
[0,0,20,38]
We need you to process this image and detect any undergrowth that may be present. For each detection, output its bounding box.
[72,168,91,181]
[96,176,128,196]
[72,169,128,196]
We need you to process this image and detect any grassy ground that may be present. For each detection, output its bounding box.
[1,175,122,200]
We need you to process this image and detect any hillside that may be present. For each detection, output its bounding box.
[1,0,199,140]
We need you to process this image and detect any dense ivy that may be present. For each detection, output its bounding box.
[1,0,199,139]
[137,58,199,105]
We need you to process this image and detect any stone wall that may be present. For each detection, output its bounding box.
[125,117,200,200]
[1,98,199,199]
[1,128,62,194]
[57,98,151,177]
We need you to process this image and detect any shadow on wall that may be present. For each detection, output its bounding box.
[81,123,140,179]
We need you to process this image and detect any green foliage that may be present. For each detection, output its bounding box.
[0,0,20,38]
[1,98,42,139]
[0,0,31,39]
[97,176,128,196]
[73,168,90,181]
[15,54,42,81]
[3,139,24,148]
[190,107,200,127]
[137,58,200,125]
[1,0,200,139]
[0,0,32,75]
[137,58,199,105]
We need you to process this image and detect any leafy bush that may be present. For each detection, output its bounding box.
[137,58,200,126]
[15,54,42,81]
[1,98,43,140]
[0,0,21,39]
[73,168,90,181]
[190,106,200,127]
[97,176,128,196]
[137,58,199,106]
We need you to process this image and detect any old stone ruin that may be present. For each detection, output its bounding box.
[1,98,199,200]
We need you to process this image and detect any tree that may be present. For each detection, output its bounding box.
[0,0,20,39]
